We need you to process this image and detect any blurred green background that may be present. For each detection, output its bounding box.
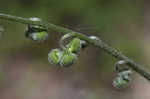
[0,0,150,99]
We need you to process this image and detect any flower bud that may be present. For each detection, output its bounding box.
[113,76,129,89]
[113,70,132,89]
[67,38,82,53]
[59,50,78,67]
[48,49,62,65]
[25,25,48,42]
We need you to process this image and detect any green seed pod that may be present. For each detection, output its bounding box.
[48,49,62,65]
[25,25,48,42]
[113,70,132,89]
[67,38,82,53]
[59,50,78,67]
[29,31,48,41]
[113,76,129,89]
[60,33,88,53]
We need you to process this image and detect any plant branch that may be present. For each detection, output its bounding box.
[0,13,150,81]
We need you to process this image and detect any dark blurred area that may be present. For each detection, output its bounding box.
[0,0,150,99]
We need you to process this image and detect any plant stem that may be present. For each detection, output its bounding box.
[0,13,150,81]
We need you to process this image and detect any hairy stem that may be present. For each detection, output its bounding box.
[0,13,150,81]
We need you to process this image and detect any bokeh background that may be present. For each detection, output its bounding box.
[0,0,150,99]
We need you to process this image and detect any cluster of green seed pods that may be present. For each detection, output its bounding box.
[24,23,133,89]
[24,21,88,67]
[48,33,87,67]
[113,60,132,89]
[24,19,135,89]
[24,22,100,68]
[48,48,78,67]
